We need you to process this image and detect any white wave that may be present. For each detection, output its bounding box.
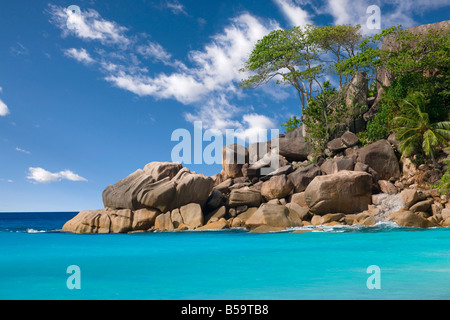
[26,228,47,233]
[25,228,62,233]
[287,220,402,233]
[373,220,401,228]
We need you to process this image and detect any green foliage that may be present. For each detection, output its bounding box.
[240,24,365,113]
[356,130,370,147]
[239,26,322,111]
[434,159,450,195]
[309,24,363,88]
[281,116,301,132]
[302,81,349,155]
[368,81,377,98]
[341,25,450,100]
[383,72,450,123]
[392,92,450,164]
[380,28,450,84]
[362,88,403,143]
[365,107,390,142]
[361,66,450,145]
[338,25,402,81]
[242,22,450,165]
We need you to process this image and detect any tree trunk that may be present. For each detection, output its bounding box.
[431,151,438,168]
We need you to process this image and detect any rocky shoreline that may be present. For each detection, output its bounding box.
[61,20,450,234]
[63,131,450,234]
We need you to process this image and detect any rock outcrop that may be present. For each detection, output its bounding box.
[222,144,248,178]
[63,208,135,234]
[245,203,302,229]
[305,171,373,215]
[320,157,354,175]
[60,20,450,234]
[63,150,449,232]
[64,163,214,234]
[228,188,262,207]
[103,164,214,213]
[261,175,294,201]
[287,164,322,193]
[277,135,309,161]
[357,140,401,180]
[346,71,369,110]
[391,210,438,229]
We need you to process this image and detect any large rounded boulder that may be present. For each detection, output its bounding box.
[103,163,214,213]
[357,140,400,180]
[305,170,372,215]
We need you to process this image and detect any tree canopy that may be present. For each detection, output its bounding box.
[240,24,364,112]
[239,25,321,112]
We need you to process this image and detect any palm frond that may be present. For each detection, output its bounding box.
[399,134,420,157]
[433,128,450,142]
[392,91,447,162]
[395,127,420,141]
[423,130,438,157]
[433,121,450,130]
[393,116,419,129]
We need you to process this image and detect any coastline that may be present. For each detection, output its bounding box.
[61,154,450,234]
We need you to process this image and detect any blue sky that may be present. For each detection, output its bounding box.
[0,0,449,212]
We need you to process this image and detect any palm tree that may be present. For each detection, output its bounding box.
[393,92,450,167]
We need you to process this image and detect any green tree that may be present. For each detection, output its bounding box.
[434,159,450,195]
[281,116,301,133]
[239,26,322,112]
[379,27,450,87]
[302,81,350,155]
[309,24,363,89]
[240,24,366,113]
[393,92,450,166]
[338,26,401,85]
[341,25,450,99]
[343,26,450,148]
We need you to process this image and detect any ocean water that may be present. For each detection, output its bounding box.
[0,212,449,300]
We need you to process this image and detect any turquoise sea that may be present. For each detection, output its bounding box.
[0,212,449,300]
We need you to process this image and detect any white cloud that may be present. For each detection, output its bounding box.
[237,113,278,142]
[26,167,88,184]
[325,0,386,34]
[184,95,277,142]
[273,0,312,27]
[10,42,29,56]
[137,41,171,63]
[49,6,281,139]
[166,1,188,15]
[105,71,207,103]
[48,5,130,47]
[324,0,449,34]
[105,14,279,104]
[64,48,95,64]
[58,170,88,182]
[0,99,9,116]
[16,147,31,154]
[327,0,352,25]
[137,41,187,69]
[27,168,60,183]
[184,94,244,133]
[105,13,280,135]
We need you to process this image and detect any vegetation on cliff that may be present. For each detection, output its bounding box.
[240,22,450,194]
